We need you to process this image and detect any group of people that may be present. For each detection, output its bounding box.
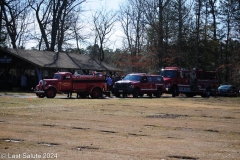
[0,72,37,91]
[106,75,124,92]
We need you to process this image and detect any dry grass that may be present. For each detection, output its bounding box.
[0,92,240,160]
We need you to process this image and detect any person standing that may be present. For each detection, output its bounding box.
[106,75,112,91]
[21,73,27,91]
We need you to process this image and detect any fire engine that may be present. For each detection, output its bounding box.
[35,72,107,98]
[160,67,219,97]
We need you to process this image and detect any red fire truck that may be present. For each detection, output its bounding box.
[160,67,219,97]
[35,72,107,98]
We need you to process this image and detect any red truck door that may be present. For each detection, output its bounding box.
[140,76,149,92]
[178,70,191,92]
[59,74,72,91]
[147,76,154,92]
[182,71,190,85]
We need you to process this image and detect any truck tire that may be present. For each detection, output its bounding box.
[155,88,162,98]
[201,87,211,98]
[36,93,45,98]
[133,89,140,98]
[91,88,102,98]
[46,88,56,98]
[172,86,178,97]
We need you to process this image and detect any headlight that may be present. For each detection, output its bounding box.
[41,80,46,88]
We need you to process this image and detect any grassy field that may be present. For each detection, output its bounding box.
[0,92,240,160]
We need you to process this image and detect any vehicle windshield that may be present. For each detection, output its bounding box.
[53,74,62,80]
[219,85,231,89]
[160,70,177,78]
[153,76,164,82]
[123,75,142,81]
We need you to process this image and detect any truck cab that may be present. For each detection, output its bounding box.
[112,73,165,98]
[54,72,73,92]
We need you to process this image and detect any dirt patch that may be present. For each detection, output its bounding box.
[168,155,199,160]
[0,93,240,159]
[38,142,60,147]
[42,124,56,127]
[100,130,118,134]
[1,138,23,143]
[75,146,100,151]
[128,133,148,137]
[146,113,189,118]
[72,127,90,130]
[204,129,219,132]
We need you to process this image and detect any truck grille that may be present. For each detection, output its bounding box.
[115,83,129,89]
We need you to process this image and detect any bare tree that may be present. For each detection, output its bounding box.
[142,0,171,68]
[172,0,193,66]
[206,0,219,69]
[0,0,7,47]
[193,0,203,68]
[92,8,117,61]
[1,0,31,48]
[119,0,145,56]
[219,0,239,83]
[29,0,86,51]
[71,14,86,54]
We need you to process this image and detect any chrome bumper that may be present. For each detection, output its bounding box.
[34,90,45,93]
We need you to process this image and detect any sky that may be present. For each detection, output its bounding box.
[84,0,122,11]
[25,0,124,50]
[81,0,124,50]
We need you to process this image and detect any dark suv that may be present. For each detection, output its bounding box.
[112,73,165,98]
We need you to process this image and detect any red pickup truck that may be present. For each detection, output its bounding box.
[35,72,106,98]
[112,73,165,98]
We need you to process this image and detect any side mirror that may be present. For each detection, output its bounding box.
[141,78,147,83]
[66,75,70,79]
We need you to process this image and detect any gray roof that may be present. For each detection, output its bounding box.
[3,48,122,72]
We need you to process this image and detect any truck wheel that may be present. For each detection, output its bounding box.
[46,88,56,98]
[36,93,45,98]
[156,89,162,98]
[202,88,211,98]
[133,89,139,98]
[91,88,102,98]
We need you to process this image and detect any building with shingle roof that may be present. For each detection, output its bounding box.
[0,48,122,90]
[1,48,122,71]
